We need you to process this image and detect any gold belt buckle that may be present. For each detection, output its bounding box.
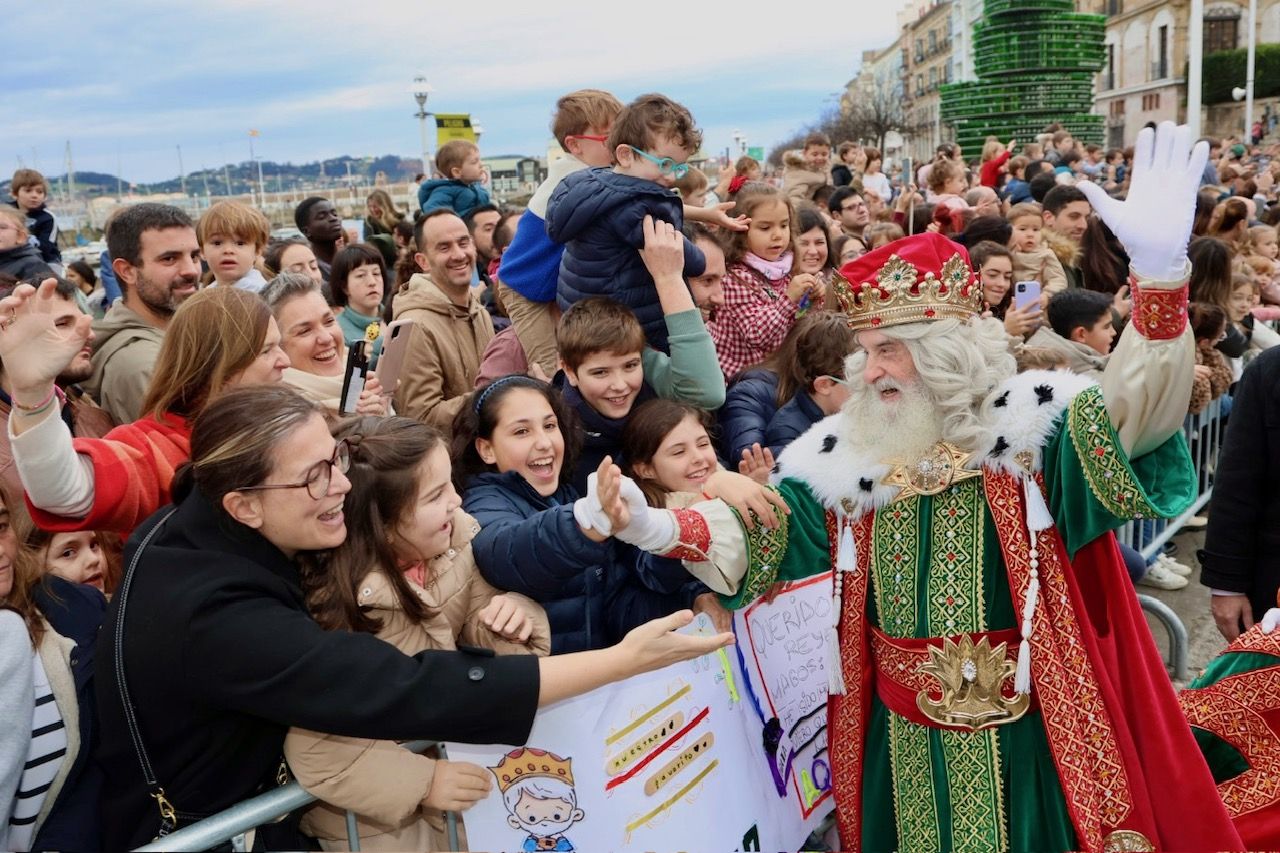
[916,634,1030,731]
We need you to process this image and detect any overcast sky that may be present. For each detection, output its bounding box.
[5,1,901,184]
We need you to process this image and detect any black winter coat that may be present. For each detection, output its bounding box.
[1200,345,1280,623]
[464,471,702,654]
[0,243,53,281]
[30,576,105,853]
[559,374,656,496]
[96,489,539,850]
[546,168,704,352]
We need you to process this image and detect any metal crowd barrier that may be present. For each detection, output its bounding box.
[1115,396,1225,682]
[134,741,459,852]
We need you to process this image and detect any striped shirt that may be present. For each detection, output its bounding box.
[7,654,66,852]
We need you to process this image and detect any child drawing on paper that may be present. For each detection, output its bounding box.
[491,748,585,852]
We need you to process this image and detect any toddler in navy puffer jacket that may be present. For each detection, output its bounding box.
[546,94,705,353]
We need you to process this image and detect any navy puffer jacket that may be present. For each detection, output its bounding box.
[718,368,780,462]
[546,168,705,352]
[764,391,825,457]
[464,471,704,654]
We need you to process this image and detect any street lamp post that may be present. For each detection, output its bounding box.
[409,75,436,176]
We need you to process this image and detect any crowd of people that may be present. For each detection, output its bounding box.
[1,85,1279,851]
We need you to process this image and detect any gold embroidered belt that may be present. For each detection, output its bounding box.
[871,626,1034,731]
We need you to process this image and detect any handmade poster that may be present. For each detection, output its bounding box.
[445,574,836,852]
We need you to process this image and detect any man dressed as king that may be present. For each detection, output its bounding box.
[586,123,1242,851]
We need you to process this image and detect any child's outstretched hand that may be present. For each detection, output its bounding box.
[479,594,536,643]
[738,443,776,485]
[423,760,492,812]
[687,201,750,232]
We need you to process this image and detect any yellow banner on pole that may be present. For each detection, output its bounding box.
[435,114,476,146]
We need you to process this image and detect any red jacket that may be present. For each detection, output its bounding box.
[979,150,1011,189]
[28,411,191,537]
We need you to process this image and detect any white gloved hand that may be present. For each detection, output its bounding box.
[1077,122,1209,282]
[612,475,677,553]
[572,471,615,536]
[1260,608,1280,634]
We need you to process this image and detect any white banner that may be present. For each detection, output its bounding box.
[445,573,836,852]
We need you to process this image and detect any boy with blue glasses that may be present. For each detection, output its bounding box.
[546,93,707,353]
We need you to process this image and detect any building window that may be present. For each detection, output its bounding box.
[1157,25,1168,78]
[1205,15,1240,54]
[1105,43,1116,90]
[1141,92,1162,111]
[1110,100,1126,118]
[915,39,924,61]
[1107,0,1122,14]
[916,75,924,96]
[929,67,937,90]
[928,30,937,52]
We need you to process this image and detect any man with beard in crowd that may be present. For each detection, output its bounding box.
[83,203,200,424]
[598,123,1241,850]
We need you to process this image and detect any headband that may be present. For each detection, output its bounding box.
[473,375,528,415]
[728,175,748,195]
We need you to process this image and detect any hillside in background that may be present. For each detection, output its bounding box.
[2,154,423,198]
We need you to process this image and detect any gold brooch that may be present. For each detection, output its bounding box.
[917,634,1030,731]
[884,442,982,501]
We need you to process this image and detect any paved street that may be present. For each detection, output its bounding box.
[1141,529,1227,689]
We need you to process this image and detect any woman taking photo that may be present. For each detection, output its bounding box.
[95,385,730,849]
[1,280,289,539]
[260,273,388,417]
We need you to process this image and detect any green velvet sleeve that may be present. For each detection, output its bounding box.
[718,477,832,609]
[1042,385,1197,559]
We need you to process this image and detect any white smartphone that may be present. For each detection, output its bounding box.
[1014,280,1042,313]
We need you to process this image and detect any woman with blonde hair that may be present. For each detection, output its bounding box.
[0,280,290,538]
[364,189,406,238]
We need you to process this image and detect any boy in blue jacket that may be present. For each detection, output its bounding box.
[10,169,62,272]
[418,139,491,219]
[546,93,706,353]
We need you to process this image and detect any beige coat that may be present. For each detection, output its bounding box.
[284,509,550,851]
[782,152,829,206]
[391,274,494,430]
[81,301,165,425]
[1012,244,1070,296]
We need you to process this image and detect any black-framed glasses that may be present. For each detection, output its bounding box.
[237,440,351,501]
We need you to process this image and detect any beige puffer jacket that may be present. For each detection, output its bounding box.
[283,509,550,851]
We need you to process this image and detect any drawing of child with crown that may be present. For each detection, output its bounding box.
[490,748,585,852]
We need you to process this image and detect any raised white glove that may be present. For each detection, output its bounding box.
[1261,608,1280,634]
[612,475,677,553]
[572,471,615,536]
[1077,122,1209,282]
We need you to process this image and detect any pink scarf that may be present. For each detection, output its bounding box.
[742,251,794,282]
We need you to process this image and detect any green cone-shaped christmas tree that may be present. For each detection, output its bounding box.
[941,0,1106,153]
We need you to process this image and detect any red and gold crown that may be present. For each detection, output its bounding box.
[489,747,574,793]
[833,232,983,331]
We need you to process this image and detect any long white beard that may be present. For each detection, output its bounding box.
[843,377,944,463]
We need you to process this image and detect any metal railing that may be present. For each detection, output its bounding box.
[1115,396,1226,682]
[134,741,459,852]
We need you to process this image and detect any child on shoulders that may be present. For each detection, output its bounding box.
[418,140,492,219]
[196,200,271,292]
[9,169,61,271]
[1006,202,1069,295]
[546,93,706,353]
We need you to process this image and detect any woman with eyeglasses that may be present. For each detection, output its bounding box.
[95,385,732,849]
[0,281,290,549]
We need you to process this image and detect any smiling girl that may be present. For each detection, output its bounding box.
[286,416,550,851]
[708,183,823,378]
[455,376,710,653]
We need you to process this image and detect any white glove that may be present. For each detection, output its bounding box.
[1261,608,1280,634]
[612,475,677,553]
[1077,122,1209,282]
[573,472,615,536]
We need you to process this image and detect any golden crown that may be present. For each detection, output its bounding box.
[834,251,983,332]
[490,748,574,793]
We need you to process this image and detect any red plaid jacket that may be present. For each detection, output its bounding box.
[709,262,799,378]
[27,411,191,537]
